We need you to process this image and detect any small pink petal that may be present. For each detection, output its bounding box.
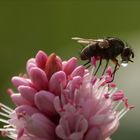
[55,125,67,139]
[35,51,48,69]
[102,118,119,138]
[26,58,36,74]
[85,127,103,140]
[29,67,48,90]
[67,76,82,92]
[49,71,66,96]
[53,96,64,113]
[69,133,85,140]
[26,63,36,75]
[71,65,85,78]
[105,138,111,140]
[26,113,55,139]
[27,58,36,64]
[11,94,31,106]
[56,107,88,140]
[34,90,56,116]
[90,114,115,126]
[45,53,62,79]
[18,86,37,104]
[15,105,39,116]
[12,77,31,87]
[63,57,77,75]
[17,128,24,140]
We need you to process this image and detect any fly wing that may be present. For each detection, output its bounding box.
[72,37,109,49]
[72,37,102,46]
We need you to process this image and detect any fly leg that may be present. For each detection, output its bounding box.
[102,59,109,75]
[94,58,102,75]
[109,58,120,82]
[83,60,91,68]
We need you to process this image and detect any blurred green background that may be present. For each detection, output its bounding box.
[0,0,140,139]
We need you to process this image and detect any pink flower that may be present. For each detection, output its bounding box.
[0,51,133,140]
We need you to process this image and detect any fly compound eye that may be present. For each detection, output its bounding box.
[123,48,131,57]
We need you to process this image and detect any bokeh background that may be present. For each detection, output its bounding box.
[0,0,140,140]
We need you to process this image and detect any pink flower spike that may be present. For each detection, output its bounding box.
[29,67,48,90]
[35,51,48,69]
[0,51,134,140]
[35,90,56,116]
[49,71,66,96]
[63,57,77,75]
